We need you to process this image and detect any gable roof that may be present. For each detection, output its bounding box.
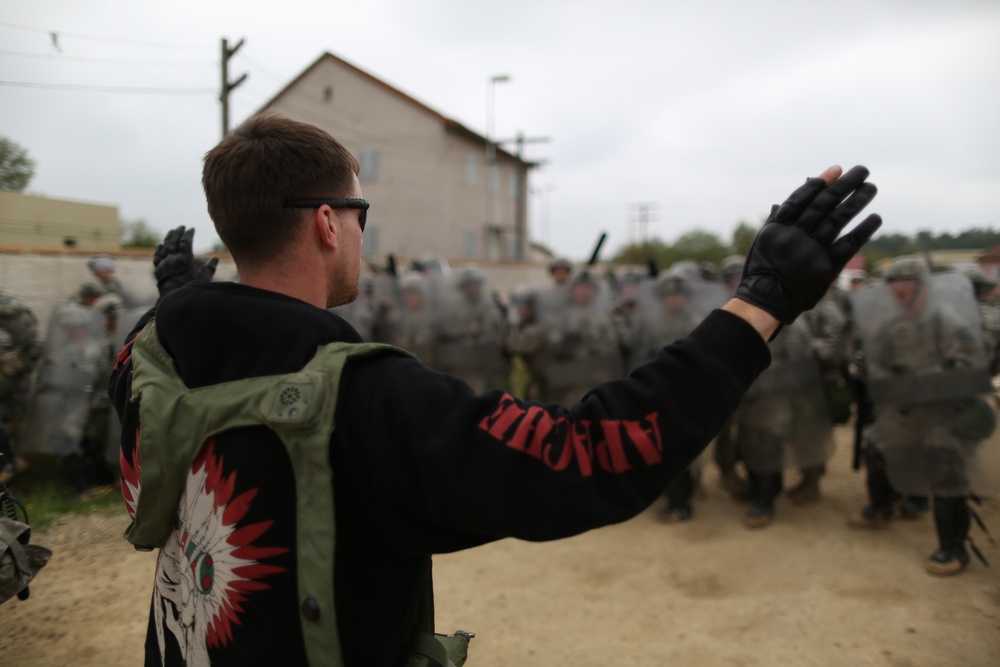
[262,52,530,166]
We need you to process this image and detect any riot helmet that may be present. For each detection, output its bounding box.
[884,255,930,313]
[548,258,572,286]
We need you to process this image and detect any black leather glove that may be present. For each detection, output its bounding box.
[735,165,881,326]
[153,226,220,297]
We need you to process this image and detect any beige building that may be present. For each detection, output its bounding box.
[263,52,534,262]
[0,190,120,252]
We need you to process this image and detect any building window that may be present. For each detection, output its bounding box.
[465,228,478,258]
[362,224,379,255]
[358,148,379,182]
[323,86,333,103]
[464,153,477,186]
[509,171,520,200]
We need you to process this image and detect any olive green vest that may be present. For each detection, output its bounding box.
[123,321,470,667]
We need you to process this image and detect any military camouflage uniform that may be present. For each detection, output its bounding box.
[790,289,850,502]
[0,292,42,424]
[435,271,508,393]
[738,320,820,525]
[0,291,41,479]
[852,258,989,575]
[542,274,618,405]
[976,299,1000,376]
[388,275,437,367]
[504,286,547,400]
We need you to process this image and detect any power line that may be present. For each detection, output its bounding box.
[236,52,287,86]
[0,20,212,51]
[0,49,214,66]
[0,80,214,94]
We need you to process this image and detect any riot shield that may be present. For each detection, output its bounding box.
[388,273,438,366]
[628,271,725,369]
[21,305,105,457]
[114,276,158,310]
[853,272,998,495]
[434,269,509,392]
[536,285,570,329]
[738,319,834,474]
[540,280,621,405]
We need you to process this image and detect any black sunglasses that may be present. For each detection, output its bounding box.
[284,198,369,232]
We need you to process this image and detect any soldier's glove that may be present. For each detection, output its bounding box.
[735,165,881,327]
[153,226,220,297]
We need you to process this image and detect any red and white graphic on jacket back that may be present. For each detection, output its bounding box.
[134,438,289,667]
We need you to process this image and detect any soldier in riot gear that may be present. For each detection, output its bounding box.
[542,270,618,405]
[963,266,1000,376]
[791,287,850,505]
[739,319,833,527]
[505,284,547,400]
[631,270,719,521]
[611,272,645,372]
[388,273,437,366]
[0,291,42,484]
[849,256,997,575]
[435,267,508,392]
[21,304,110,495]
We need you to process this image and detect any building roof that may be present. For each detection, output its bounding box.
[262,52,532,166]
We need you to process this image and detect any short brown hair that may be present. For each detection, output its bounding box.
[202,112,359,265]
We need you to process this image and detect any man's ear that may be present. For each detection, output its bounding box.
[314,205,338,252]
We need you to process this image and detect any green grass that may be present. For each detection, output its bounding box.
[3,454,122,530]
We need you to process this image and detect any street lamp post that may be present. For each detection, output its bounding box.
[485,74,510,260]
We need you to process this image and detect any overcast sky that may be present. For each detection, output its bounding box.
[2,0,998,259]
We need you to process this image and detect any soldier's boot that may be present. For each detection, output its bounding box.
[745,471,782,529]
[787,466,824,507]
[718,466,750,502]
[849,449,895,529]
[659,470,694,523]
[899,495,930,520]
[926,497,971,576]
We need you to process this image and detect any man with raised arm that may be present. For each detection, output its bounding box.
[110,112,880,667]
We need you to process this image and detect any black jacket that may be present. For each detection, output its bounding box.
[109,281,769,667]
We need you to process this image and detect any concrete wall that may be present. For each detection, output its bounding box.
[0,251,236,333]
[0,191,121,252]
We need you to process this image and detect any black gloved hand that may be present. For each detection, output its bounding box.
[153,226,220,297]
[735,165,882,326]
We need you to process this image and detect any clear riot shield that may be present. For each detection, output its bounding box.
[389,273,438,366]
[114,276,158,310]
[853,272,998,496]
[738,319,835,474]
[536,285,570,330]
[540,280,621,405]
[628,273,725,370]
[369,273,400,343]
[434,269,508,392]
[21,305,105,457]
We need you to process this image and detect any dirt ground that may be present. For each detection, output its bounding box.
[2,426,998,667]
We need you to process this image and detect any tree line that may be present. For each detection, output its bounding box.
[611,223,1000,269]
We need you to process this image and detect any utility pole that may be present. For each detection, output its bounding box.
[485,74,510,260]
[498,131,551,260]
[629,203,658,243]
[220,37,248,139]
